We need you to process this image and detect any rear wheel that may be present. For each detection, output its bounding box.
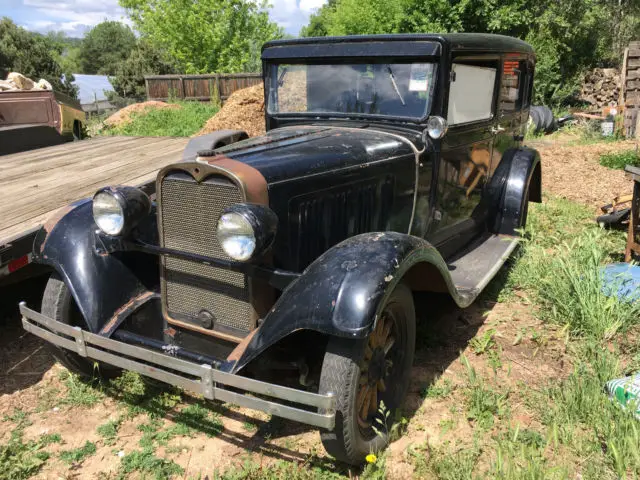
[319,283,415,465]
[42,274,121,380]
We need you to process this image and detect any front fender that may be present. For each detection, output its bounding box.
[33,200,157,333]
[228,232,458,372]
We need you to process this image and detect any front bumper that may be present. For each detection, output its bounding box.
[20,303,335,430]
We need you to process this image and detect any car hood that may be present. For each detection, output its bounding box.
[212,125,418,184]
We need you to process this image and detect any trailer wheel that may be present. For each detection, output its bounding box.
[72,121,83,141]
[318,283,415,465]
[42,273,121,380]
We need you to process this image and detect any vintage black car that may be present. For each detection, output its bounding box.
[21,33,541,464]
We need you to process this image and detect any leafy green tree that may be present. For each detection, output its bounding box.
[119,0,284,73]
[0,17,78,98]
[109,41,176,101]
[79,21,137,75]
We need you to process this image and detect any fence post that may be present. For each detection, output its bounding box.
[144,77,150,101]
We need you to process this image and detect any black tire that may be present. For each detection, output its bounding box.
[539,106,554,132]
[319,283,416,465]
[529,107,542,132]
[72,121,83,141]
[42,273,121,380]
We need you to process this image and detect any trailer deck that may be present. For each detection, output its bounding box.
[0,136,189,280]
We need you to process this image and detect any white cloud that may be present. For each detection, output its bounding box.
[268,0,326,34]
[16,0,131,36]
[11,0,324,37]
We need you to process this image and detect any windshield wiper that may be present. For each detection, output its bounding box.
[386,65,405,106]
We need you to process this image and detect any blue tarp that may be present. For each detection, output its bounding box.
[72,74,115,105]
[601,263,640,302]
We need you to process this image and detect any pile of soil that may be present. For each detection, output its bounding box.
[104,101,181,127]
[536,139,637,208]
[197,84,266,138]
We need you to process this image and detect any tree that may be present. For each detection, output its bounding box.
[109,41,176,101]
[79,21,137,75]
[119,0,284,73]
[0,17,78,98]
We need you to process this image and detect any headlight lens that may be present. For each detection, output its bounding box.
[93,191,125,235]
[217,212,256,261]
[427,116,448,139]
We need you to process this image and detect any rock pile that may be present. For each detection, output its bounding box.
[579,68,621,108]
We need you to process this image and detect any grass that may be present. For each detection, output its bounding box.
[59,440,97,464]
[100,100,219,137]
[600,148,640,170]
[407,196,640,478]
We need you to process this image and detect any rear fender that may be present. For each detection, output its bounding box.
[226,232,460,373]
[487,147,542,235]
[33,200,158,333]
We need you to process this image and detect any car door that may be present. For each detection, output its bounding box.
[427,59,500,259]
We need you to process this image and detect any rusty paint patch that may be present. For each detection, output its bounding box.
[42,204,76,234]
[205,155,269,205]
[100,291,155,336]
[226,329,258,363]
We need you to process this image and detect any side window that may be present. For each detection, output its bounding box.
[447,63,497,125]
[500,59,528,111]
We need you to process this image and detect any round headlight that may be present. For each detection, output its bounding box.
[93,191,125,235]
[92,186,151,237]
[217,212,256,261]
[426,116,448,139]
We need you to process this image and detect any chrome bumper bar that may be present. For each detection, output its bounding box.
[19,303,335,429]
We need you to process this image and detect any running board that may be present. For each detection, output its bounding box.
[448,234,519,305]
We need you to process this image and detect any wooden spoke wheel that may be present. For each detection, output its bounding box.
[318,283,416,465]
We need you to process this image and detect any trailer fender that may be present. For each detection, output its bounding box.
[227,232,458,373]
[33,200,157,333]
[487,147,541,236]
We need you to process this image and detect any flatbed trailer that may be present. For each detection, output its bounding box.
[0,136,189,283]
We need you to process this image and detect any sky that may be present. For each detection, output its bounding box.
[0,0,327,37]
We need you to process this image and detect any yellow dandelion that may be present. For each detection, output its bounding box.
[365,453,377,464]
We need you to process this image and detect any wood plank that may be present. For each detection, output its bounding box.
[0,136,132,169]
[1,142,186,226]
[1,141,183,209]
[0,137,172,188]
[0,136,188,245]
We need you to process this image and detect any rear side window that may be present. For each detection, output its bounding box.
[500,59,529,111]
[447,63,497,125]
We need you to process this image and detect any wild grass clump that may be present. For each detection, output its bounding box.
[104,101,219,137]
[506,198,638,341]
[600,149,640,170]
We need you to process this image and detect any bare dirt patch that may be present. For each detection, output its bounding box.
[197,84,266,138]
[104,102,182,128]
[533,139,637,208]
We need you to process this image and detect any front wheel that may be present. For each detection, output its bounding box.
[42,274,121,380]
[319,283,416,465]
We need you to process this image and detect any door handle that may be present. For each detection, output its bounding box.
[490,126,505,134]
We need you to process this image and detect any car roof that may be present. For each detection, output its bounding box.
[263,33,534,55]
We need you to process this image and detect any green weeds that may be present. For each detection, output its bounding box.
[102,101,219,137]
[59,440,97,464]
[0,430,52,480]
[600,148,640,170]
[118,448,184,479]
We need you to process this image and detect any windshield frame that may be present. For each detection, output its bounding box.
[264,56,441,125]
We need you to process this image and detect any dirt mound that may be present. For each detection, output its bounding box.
[104,101,181,127]
[535,140,636,208]
[197,84,265,138]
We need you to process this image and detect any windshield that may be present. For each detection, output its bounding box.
[267,62,437,120]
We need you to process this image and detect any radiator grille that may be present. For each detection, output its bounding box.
[160,172,253,336]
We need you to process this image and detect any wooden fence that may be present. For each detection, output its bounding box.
[144,73,262,102]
